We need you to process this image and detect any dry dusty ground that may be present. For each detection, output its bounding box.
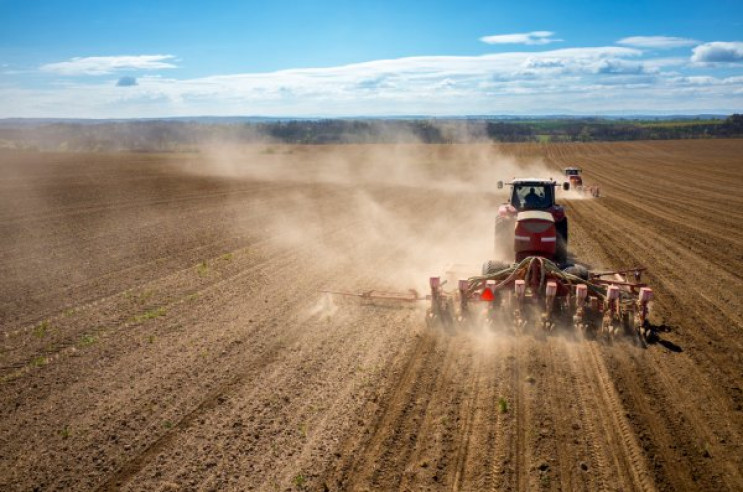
[1,140,742,491]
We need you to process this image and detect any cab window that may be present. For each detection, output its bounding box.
[511,184,552,209]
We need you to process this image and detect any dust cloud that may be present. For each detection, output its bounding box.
[192,142,562,295]
[195,142,557,193]
[561,188,595,200]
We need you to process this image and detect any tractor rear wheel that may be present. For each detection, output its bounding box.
[555,218,568,243]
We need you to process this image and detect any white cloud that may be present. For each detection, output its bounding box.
[593,58,651,75]
[3,45,742,117]
[641,57,688,70]
[40,55,177,75]
[691,42,743,63]
[671,75,743,86]
[617,36,698,49]
[522,57,565,69]
[480,31,561,45]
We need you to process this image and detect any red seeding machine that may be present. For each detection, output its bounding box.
[323,177,654,344]
[564,167,600,197]
[425,256,654,343]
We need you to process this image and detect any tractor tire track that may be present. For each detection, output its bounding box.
[450,350,482,491]
[582,344,656,491]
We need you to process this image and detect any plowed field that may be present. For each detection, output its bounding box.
[1,140,742,491]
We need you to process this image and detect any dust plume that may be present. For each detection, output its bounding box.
[561,188,595,200]
[194,142,557,193]
[193,142,561,296]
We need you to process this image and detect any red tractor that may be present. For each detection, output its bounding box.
[438,176,654,341]
[490,178,569,269]
[564,167,600,197]
[565,167,584,190]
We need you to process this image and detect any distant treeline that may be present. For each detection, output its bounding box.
[0,114,741,151]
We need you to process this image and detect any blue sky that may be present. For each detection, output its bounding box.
[1,0,742,117]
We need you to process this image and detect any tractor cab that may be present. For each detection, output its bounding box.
[497,178,568,214]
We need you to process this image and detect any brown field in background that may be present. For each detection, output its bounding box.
[1,140,742,491]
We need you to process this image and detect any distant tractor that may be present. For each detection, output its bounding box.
[563,167,600,197]
[564,167,583,189]
[491,178,570,269]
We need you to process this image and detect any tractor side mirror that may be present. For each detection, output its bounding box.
[563,182,570,191]
[497,180,503,189]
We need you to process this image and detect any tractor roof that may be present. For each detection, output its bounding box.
[510,178,558,185]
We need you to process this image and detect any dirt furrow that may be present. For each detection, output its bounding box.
[335,331,441,488]
[561,340,613,491]
[457,339,509,491]
[450,350,481,491]
[500,341,531,491]
[584,344,656,491]
[540,339,592,491]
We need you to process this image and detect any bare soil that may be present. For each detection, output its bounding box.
[1,140,742,491]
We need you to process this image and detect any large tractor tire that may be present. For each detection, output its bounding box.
[555,217,568,243]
